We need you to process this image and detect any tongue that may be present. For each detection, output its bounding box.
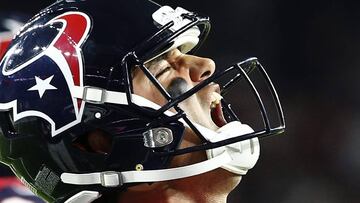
[211,103,227,127]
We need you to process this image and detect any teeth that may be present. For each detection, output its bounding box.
[210,92,223,108]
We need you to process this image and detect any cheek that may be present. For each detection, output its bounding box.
[166,77,190,98]
[170,128,207,167]
[132,75,168,106]
[196,90,212,108]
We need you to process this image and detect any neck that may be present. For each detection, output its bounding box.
[116,169,241,203]
[117,183,228,203]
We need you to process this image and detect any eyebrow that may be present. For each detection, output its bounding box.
[145,52,169,71]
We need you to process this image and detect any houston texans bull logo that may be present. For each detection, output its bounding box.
[0,12,91,137]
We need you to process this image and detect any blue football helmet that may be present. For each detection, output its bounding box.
[0,0,285,202]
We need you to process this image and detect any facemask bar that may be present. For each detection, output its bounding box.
[134,12,211,63]
[122,56,285,156]
[120,11,210,115]
[177,61,285,156]
[220,58,285,134]
[118,13,285,157]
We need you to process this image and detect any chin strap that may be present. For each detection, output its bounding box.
[61,151,231,187]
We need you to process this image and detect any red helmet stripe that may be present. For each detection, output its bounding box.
[53,13,89,87]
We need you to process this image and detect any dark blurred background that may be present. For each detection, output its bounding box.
[1,0,359,202]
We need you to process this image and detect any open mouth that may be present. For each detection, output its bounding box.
[210,92,228,127]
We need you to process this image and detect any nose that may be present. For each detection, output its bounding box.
[187,55,216,83]
[172,53,215,83]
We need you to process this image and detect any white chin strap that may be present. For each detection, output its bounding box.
[61,151,232,187]
[61,150,236,203]
[61,122,260,187]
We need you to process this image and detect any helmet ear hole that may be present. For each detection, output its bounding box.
[72,129,113,155]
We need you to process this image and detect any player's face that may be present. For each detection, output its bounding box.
[132,48,219,132]
[131,49,242,191]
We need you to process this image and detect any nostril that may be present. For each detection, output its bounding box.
[201,70,212,79]
[188,56,215,82]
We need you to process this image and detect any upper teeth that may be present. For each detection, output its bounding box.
[211,92,223,108]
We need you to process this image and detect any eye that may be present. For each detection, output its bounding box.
[155,66,171,78]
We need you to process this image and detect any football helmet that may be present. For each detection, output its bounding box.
[0,0,285,202]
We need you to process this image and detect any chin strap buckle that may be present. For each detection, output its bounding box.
[100,171,123,187]
[82,86,106,104]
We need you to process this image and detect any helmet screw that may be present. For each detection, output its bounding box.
[95,112,102,119]
[155,129,172,145]
[135,164,144,171]
[143,127,174,148]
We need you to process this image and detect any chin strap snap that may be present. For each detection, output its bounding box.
[61,151,231,187]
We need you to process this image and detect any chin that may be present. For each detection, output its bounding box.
[200,168,242,194]
[220,168,243,188]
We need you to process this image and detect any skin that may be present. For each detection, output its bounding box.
[91,49,241,203]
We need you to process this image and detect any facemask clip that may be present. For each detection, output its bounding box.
[143,127,174,148]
